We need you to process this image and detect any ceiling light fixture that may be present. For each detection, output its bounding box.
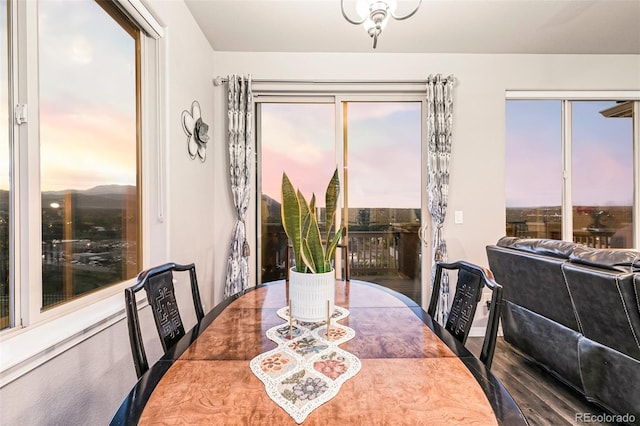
[341,0,422,49]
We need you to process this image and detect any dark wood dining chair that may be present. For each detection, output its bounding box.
[125,262,205,378]
[428,260,503,369]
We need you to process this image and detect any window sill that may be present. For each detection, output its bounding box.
[0,288,140,388]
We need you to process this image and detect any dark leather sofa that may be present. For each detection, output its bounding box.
[486,237,640,424]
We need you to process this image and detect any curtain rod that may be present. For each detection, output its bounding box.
[212,77,434,86]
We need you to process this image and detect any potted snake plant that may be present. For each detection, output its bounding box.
[281,168,343,321]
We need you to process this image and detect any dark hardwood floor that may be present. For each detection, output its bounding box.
[467,337,615,426]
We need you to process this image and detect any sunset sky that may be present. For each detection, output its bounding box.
[263,99,632,211]
[39,0,136,191]
[260,102,421,209]
[260,102,335,206]
[506,100,633,208]
[0,1,633,209]
[0,0,136,192]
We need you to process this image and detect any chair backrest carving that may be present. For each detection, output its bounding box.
[445,268,483,343]
[125,262,204,378]
[147,270,185,351]
[428,260,503,369]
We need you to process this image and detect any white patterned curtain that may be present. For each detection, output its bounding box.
[224,75,253,299]
[426,74,455,324]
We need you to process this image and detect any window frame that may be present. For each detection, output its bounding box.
[505,91,640,249]
[0,0,166,387]
[254,91,430,306]
[18,0,142,326]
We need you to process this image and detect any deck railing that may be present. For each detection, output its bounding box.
[345,231,399,275]
[572,233,612,249]
[264,225,420,283]
[506,221,614,249]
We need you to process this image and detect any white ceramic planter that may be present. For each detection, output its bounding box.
[289,268,335,322]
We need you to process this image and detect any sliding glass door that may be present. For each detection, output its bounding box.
[258,102,336,282]
[258,98,426,305]
[343,102,422,303]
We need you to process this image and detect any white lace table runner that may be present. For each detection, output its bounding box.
[249,306,361,424]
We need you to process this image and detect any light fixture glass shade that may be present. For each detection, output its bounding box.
[343,0,421,48]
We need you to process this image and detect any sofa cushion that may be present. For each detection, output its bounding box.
[570,246,640,273]
[562,262,640,361]
[497,236,575,259]
[579,339,640,424]
[502,301,584,393]
[487,244,580,331]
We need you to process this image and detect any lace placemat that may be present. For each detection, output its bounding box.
[250,306,361,424]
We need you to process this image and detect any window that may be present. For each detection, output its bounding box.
[1,0,9,329]
[506,96,638,249]
[258,98,425,304]
[572,101,633,248]
[505,101,562,239]
[38,0,139,310]
[2,0,146,332]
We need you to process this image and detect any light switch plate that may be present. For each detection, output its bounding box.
[454,210,463,224]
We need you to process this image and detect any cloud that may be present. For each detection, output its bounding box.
[261,106,333,165]
[572,142,633,205]
[31,0,138,192]
[505,134,562,207]
[347,128,421,208]
[68,35,93,64]
[260,102,422,209]
[261,146,335,206]
[38,0,136,116]
[40,101,136,191]
[260,104,337,204]
[506,137,632,207]
[347,102,418,122]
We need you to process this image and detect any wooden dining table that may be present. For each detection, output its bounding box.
[111,279,527,425]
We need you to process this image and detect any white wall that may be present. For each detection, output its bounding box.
[212,52,640,274]
[146,0,219,315]
[2,8,639,425]
[0,1,218,424]
[211,52,640,327]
